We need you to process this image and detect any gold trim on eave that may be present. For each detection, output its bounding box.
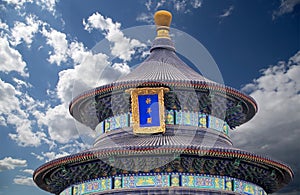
[126,87,169,135]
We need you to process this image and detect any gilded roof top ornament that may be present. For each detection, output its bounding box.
[154,10,172,39]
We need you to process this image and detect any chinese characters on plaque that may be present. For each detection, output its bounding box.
[126,87,169,134]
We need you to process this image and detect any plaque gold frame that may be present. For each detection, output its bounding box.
[126,87,169,134]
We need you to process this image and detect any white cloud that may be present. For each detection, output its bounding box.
[22,169,34,175]
[173,0,187,12]
[155,0,166,10]
[30,152,44,161]
[219,5,234,19]
[136,13,153,24]
[3,0,58,14]
[0,19,9,31]
[0,37,28,77]
[0,79,46,147]
[2,0,33,10]
[41,151,70,162]
[35,0,58,14]
[12,77,32,89]
[138,0,202,23]
[273,0,300,19]
[41,26,69,66]
[37,104,78,143]
[0,79,24,116]
[8,115,46,147]
[234,51,300,150]
[145,0,152,11]
[38,41,130,144]
[191,0,202,9]
[10,14,41,47]
[56,39,131,104]
[13,176,35,186]
[31,140,90,162]
[112,62,130,74]
[0,157,27,172]
[232,51,300,193]
[83,12,146,61]
[37,20,134,144]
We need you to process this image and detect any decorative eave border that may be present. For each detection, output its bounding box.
[34,146,293,182]
[69,80,257,114]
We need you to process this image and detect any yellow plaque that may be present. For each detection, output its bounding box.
[126,87,169,134]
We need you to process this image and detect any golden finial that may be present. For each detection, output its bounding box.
[154,10,172,39]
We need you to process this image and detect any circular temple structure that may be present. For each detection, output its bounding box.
[33,10,293,195]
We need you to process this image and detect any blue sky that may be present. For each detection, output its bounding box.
[0,0,299,194]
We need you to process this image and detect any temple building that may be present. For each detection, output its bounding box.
[33,10,293,195]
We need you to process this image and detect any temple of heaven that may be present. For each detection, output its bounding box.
[33,10,293,195]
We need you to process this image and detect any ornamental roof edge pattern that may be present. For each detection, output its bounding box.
[33,146,293,181]
[69,80,257,114]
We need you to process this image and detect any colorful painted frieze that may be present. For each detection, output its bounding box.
[208,115,224,133]
[198,113,207,128]
[175,111,198,126]
[75,178,111,194]
[60,187,72,195]
[111,114,128,130]
[165,110,174,125]
[104,118,111,132]
[96,111,230,136]
[60,174,267,195]
[223,122,229,135]
[225,178,233,191]
[182,175,223,189]
[114,176,122,189]
[175,110,183,125]
[122,175,169,189]
[233,179,265,195]
[171,174,180,186]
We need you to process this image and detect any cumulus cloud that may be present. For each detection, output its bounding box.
[0,79,46,147]
[36,14,138,144]
[2,0,33,10]
[57,41,114,102]
[22,169,34,175]
[41,26,69,66]
[10,14,41,47]
[0,19,9,31]
[0,157,27,172]
[83,12,146,61]
[0,37,28,77]
[231,51,300,193]
[13,176,35,186]
[0,79,24,117]
[41,151,70,162]
[35,0,58,14]
[8,115,46,147]
[3,0,58,14]
[31,140,90,162]
[273,0,300,19]
[37,104,78,143]
[38,40,131,144]
[30,152,45,161]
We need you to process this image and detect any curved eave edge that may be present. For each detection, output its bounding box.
[69,81,257,117]
[33,146,293,182]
